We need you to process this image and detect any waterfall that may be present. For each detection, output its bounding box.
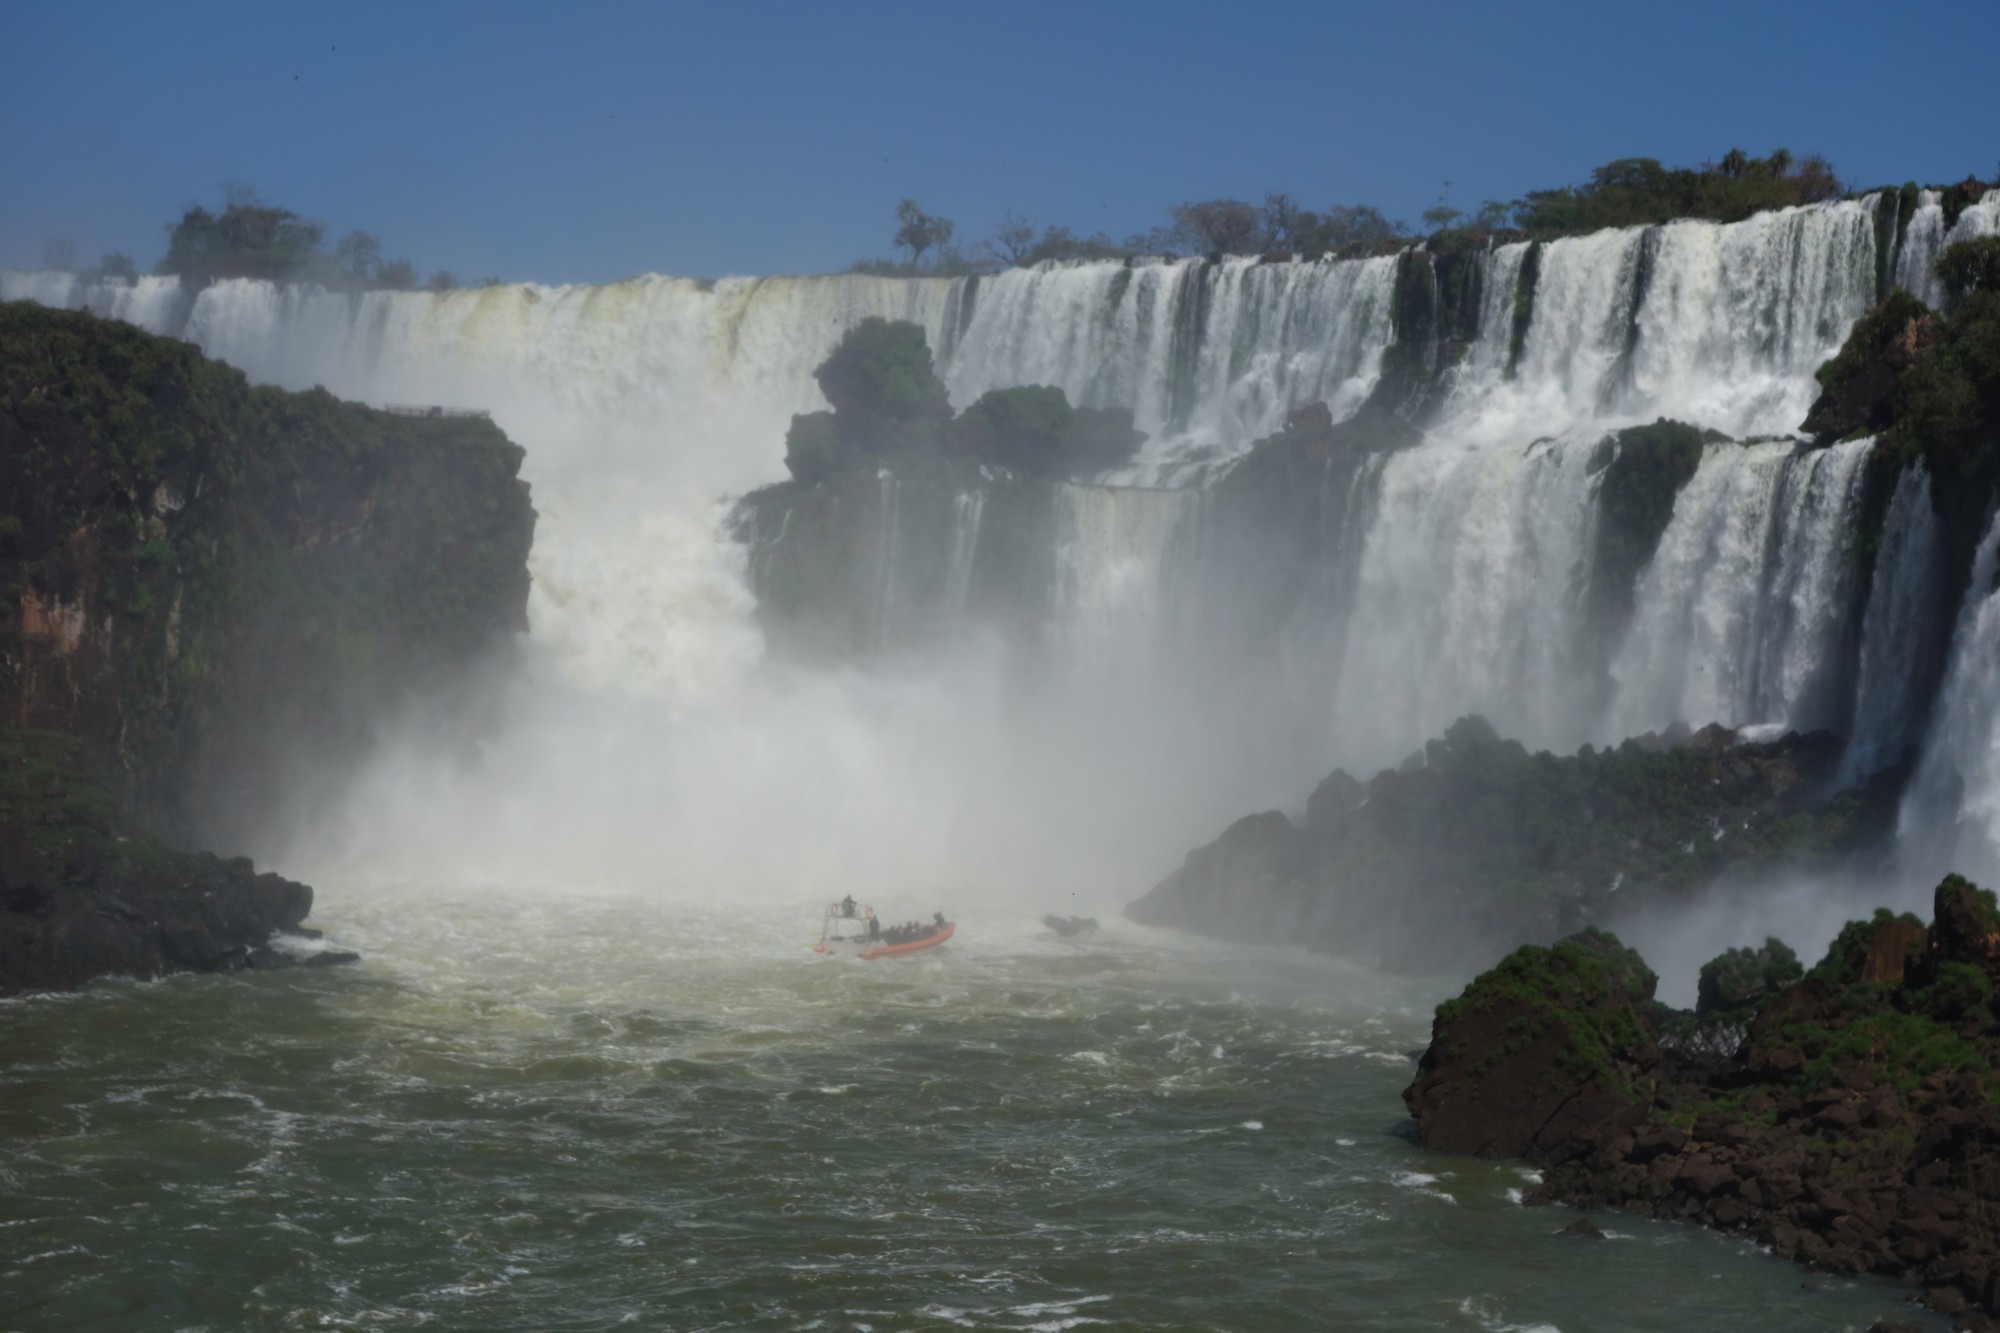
[938,254,1401,461]
[0,196,1897,484]
[1894,189,2000,308]
[2,189,1987,892]
[1843,465,1949,782]
[1608,439,1872,740]
[1438,243,1529,410]
[1051,485,1195,679]
[868,476,904,653]
[1327,437,1604,769]
[1902,513,2000,881]
[943,491,987,619]
[1435,199,1880,446]
[1316,433,1874,774]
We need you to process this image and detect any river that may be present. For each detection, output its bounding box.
[0,885,1941,1331]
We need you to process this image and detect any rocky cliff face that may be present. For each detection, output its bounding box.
[1406,876,2000,1330]
[0,302,535,991]
[1,302,535,853]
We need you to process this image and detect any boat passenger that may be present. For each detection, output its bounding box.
[841,894,858,918]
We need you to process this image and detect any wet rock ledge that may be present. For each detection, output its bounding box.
[0,730,353,996]
[1405,876,2000,1330]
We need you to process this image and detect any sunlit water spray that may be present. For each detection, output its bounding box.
[4,194,1987,908]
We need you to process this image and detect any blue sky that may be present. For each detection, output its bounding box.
[6,0,1997,285]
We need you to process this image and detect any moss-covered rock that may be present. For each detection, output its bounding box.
[952,385,1146,478]
[783,410,845,485]
[1804,238,2000,603]
[1803,290,1937,444]
[811,316,951,429]
[1695,937,1803,1017]
[1810,908,1929,985]
[777,321,1148,490]
[0,301,536,854]
[1405,927,1660,1161]
[1410,875,2000,1324]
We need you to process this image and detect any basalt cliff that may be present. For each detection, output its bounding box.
[0,302,535,992]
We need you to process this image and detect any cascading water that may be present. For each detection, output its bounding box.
[942,490,987,618]
[1435,198,1880,447]
[0,190,1982,892]
[1435,242,1528,410]
[1843,465,1949,782]
[1326,437,1604,769]
[1608,438,1873,741]
[1902,513,2000,881]
[1894,188,2000,309]
[1051,485,1196,679]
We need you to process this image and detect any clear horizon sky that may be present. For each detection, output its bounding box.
[7,0,1997,286]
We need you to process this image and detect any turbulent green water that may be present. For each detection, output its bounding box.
[0,886,1942,1331]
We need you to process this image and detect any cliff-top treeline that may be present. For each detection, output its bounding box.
[856,148,1992,274]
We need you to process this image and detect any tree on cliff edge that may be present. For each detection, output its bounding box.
[158,192,324,284]
[893,199,954,268]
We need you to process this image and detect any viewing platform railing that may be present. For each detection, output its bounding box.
[379,404,490,419]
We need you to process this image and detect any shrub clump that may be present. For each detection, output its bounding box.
[781,320,1146,484]
[1695,938,1803,1017]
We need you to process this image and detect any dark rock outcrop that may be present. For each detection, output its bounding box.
[2,301,535,853]
[1128,715,1900,971]
[1404,928,1659,1162]
[1803,239,2000,606]
[1803,290,1937,444]
[0,303,536,991]
[0,730,346,996]
[1407,876,2000,1329]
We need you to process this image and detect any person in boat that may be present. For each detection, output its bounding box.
[933,912,946,929]
[867,908,880,941]
[840,894,857,919]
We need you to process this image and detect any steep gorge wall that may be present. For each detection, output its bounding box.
[1,302,536,854]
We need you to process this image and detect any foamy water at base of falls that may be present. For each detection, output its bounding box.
[0,886,1943,1332]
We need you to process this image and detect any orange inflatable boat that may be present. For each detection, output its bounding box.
[814,901,953,959]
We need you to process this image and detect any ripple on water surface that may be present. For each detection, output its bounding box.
[0,884,1946,1330]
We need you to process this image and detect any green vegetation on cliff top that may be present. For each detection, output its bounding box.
[857,146,1941,274]
[781,318,1145,485]
[1433,926,1657,1094]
